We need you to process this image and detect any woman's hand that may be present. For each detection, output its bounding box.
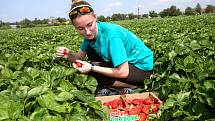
[72,60,92,73]
[56,47,70,58]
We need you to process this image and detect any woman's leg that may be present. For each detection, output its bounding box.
[116,64,153,86]
[86,46,115,88]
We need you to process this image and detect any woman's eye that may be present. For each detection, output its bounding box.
[87,23,92,27]
[78,27,84,30]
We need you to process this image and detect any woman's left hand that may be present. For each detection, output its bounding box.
[72,60,92,73]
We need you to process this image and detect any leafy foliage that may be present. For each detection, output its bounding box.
[0,14,215,121]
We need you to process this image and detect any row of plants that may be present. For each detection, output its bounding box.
[0,14,214,120]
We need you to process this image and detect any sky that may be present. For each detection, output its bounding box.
[0,0,215,23]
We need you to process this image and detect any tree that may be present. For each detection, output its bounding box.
[111,13,126,21]
[97,15,106,22]
[205,5,215,13]
[159,8,170,17]
[195,3,202,15]
[0,21,11,29]
[56,17,67,23]
[149,11,158,17]
[159,6,181,17]
[18,18,35,28]
[169,6,182,16]
[128,13,136,20]
[142,14,149,18]
[185,7,196,15]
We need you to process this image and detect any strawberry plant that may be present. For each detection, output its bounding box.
[0,14,215,121]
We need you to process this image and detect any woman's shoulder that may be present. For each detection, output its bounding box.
[98,21,124,30]
[98,21,126,37]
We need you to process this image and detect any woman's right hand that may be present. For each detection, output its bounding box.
[56,47,70,58]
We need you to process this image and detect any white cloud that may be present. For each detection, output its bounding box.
[101,2,122,13]
[109,2,122,7]
[158,0,171,2]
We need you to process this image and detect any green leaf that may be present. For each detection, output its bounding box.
[173,109,184,117]
[88,101,103,110]
[40,71,51,82]
[70,103,87,115]
[204,81,215,90]
[1,68,13,79]
[85,76,98,93]
[43,115,62,121]
[30,108,48,121]
[64,68,77,76]
[72,90,95,103]
[27,85,49,98]
[169,73,181,81]
[59,80,77,92]
[37,91,68,113]
[16,86,29,99]
[168,50,177,60]
[163,97,176,110]
[55,91,74,102]
[28,68,40,80]
[184,55,195,68]
[176,91,190,106]
[73,74,88,88]
[190,40,201,50]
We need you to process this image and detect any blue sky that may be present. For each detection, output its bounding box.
[0,0,214,22]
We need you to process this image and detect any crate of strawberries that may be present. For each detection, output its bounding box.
[96,92,162,121]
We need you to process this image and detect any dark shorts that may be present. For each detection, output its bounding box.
[86,46,153,88]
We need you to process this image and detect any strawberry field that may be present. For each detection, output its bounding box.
[0,14,214,121]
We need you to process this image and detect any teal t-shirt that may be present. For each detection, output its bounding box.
[80,21,153,71]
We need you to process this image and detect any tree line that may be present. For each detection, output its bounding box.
[1,3,215,29]
[97,4,215,21]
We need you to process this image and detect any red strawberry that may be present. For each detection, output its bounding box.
[142,105,150,114]
[76,62,82,68]
[132,99,141,105]
[110,99,120,109]
[143,98,151,105]
[152,104,160,113]
[129,106,142,115]
[139,113,147,121]
[63,49,68,55]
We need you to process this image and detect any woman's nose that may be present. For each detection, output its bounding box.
[85,28,91,35]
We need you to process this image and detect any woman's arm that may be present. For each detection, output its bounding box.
[91,61,129,78]
[68,49,86,62]
[74,60,129,78]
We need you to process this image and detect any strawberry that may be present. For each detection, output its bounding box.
[152,104,160,113]
[139,113,147,121]
[129,106,142,115]
[76,62,82,68]
[143,98,151,105]
[63,49,68,55]
[110,99,120,109]
[142,105,150,114]
[131,99,141,105]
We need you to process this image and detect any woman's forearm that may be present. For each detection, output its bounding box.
[67,50,86,63]
[67,53,81,63]
[91,62,129,78]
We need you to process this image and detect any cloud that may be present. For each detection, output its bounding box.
[158,0,171,2]
[102,2,122,13]
[109,2,122,7]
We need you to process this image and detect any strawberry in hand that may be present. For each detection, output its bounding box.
[76,62,82,68]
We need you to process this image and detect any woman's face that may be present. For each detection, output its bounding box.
[72,13,97,40]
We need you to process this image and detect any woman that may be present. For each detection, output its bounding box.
[56,0,153,96]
